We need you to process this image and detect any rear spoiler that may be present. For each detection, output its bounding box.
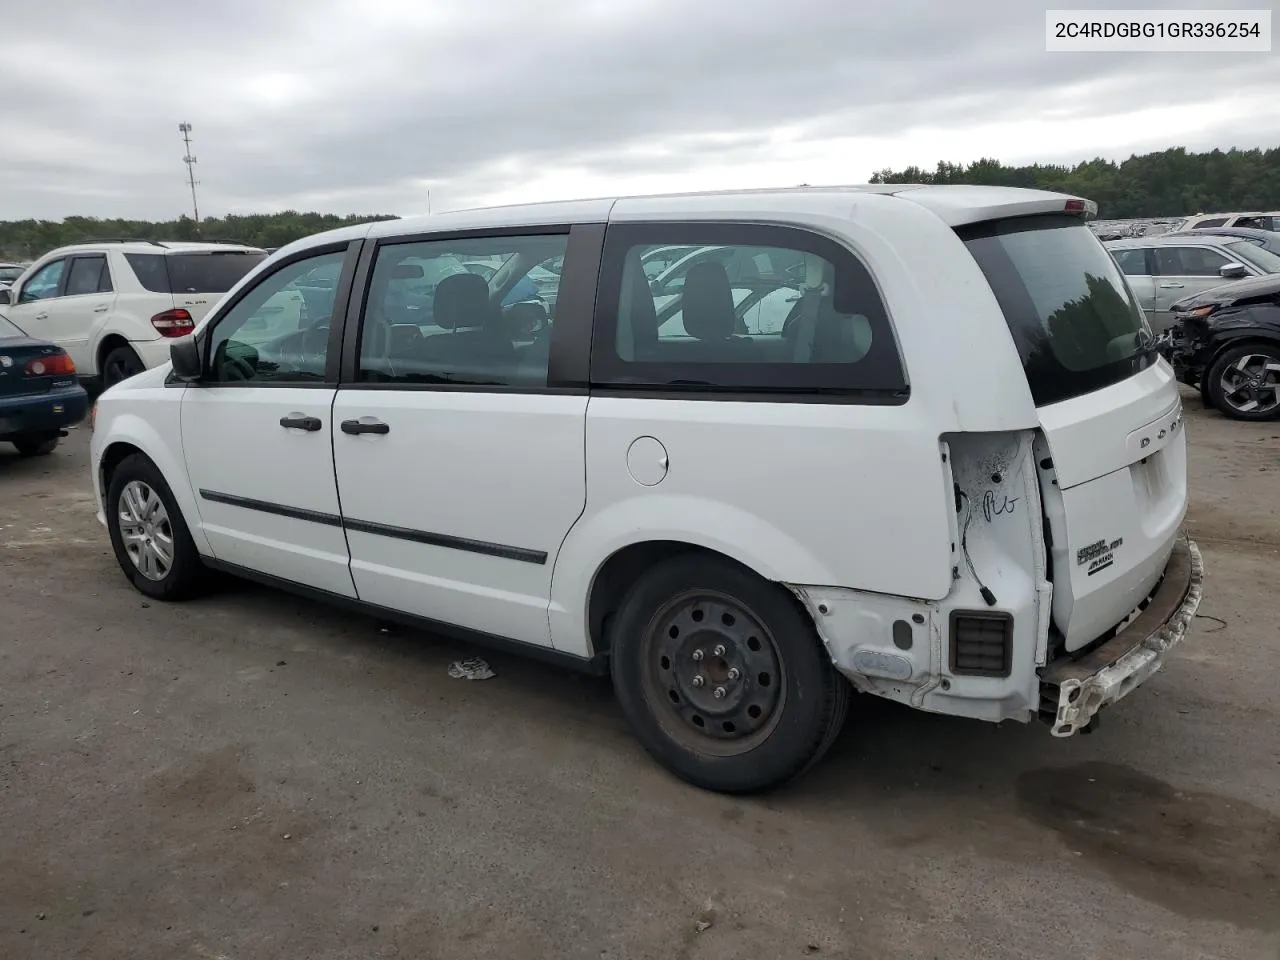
[893,187,1099,227]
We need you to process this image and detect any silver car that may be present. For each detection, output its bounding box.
[0,262,25,289]
[1172,226,1280,257]
[1105,234,1280,334]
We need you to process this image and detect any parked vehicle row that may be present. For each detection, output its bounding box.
[0,261,28,288]
[1104,233,1280,333]
[1171,226,1280,256]
[1180,210,1280,232]
[90,185,1201,793]
[1161,273,1280,421]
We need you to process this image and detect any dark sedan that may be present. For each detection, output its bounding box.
[1165,274,1280,421]
[0,312,90,456]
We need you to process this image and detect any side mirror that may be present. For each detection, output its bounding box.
[0,288,11,306]
[1220,262,1247,279]
[170,336,202,381]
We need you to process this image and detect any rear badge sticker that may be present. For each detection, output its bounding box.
[0,355,11,367]
[1078,537,1124,577]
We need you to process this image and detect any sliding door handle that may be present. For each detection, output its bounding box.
[279,414,322,432]
[341,418,390,435]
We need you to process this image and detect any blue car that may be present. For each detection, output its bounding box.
[0,312,89,456]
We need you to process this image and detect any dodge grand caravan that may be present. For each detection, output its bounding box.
[89,185,1204,793]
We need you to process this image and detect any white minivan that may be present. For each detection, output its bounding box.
[89,185,1203,793]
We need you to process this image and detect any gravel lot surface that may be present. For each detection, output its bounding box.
[2,388,1277,959]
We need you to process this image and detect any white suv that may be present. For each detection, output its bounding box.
[0,240,268,388]
[90,186,1203,793]
[1179,211,1280,232]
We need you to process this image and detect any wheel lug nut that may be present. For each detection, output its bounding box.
[727,668,740,681]
[713,644,726,657]
[691,649,704,662]
[713,686,727,700]
[691,675,705,688]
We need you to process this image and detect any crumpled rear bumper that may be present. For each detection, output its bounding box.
[1040,535,1203,737]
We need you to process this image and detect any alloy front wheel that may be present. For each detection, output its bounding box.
[1207,344,1280,421]
[117,480,175,581]
[105,452,203,600]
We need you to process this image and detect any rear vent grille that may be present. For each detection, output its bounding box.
[949,611,1013,678]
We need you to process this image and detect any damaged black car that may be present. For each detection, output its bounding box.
[1162,274,1280,421]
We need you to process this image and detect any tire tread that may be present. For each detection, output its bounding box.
[609,555,848,794]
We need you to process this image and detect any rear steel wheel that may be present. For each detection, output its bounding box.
[610,554,849,793]
[641,590,786,756]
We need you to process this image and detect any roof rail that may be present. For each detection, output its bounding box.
[72,237,169,248]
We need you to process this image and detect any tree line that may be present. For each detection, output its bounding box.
[2,146,1276,260]
[870,146,1280,220]
[0,211,398,261]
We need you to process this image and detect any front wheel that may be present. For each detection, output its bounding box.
[12,433,60,456]
[610,555,849,794]
[105,453,203,600]
[1205,343,1280,421]
[101,345,145,388]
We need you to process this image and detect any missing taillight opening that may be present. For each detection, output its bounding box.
[151,308,195,337]
[25,352,76,376]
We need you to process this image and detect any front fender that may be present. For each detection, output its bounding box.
[548,494,835,658]
[91,397,210,556]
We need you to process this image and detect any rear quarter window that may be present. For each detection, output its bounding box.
[590,222,907,400]
[960,215,1156,407]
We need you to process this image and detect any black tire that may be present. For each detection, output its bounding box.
[609,555,849,794]
[1205,342,1280,421]
[105,453,203,600]
[13,433,59,456]
[101,345,145,388]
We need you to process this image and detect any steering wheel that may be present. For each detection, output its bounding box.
[219,355,257,382]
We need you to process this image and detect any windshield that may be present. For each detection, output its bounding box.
[125,251,267,294]
[1224,240,1280,273]
[0,313,25,337]
[960,214,1155,407]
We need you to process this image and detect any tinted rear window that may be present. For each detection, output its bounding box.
[125,251,266,294]
[959,215,1156,407]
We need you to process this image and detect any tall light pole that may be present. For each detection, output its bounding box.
[178,122,201,232]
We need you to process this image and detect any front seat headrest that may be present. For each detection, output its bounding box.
[681,261,736,340]
[433,272,495,331]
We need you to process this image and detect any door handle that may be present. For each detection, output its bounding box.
[1158,282,1184,289]
[93,305,109,313]
[34,312,49,320]
[279,414,322,432]
[341,418,390,436]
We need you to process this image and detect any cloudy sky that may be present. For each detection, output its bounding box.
[1,0,1275,221]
